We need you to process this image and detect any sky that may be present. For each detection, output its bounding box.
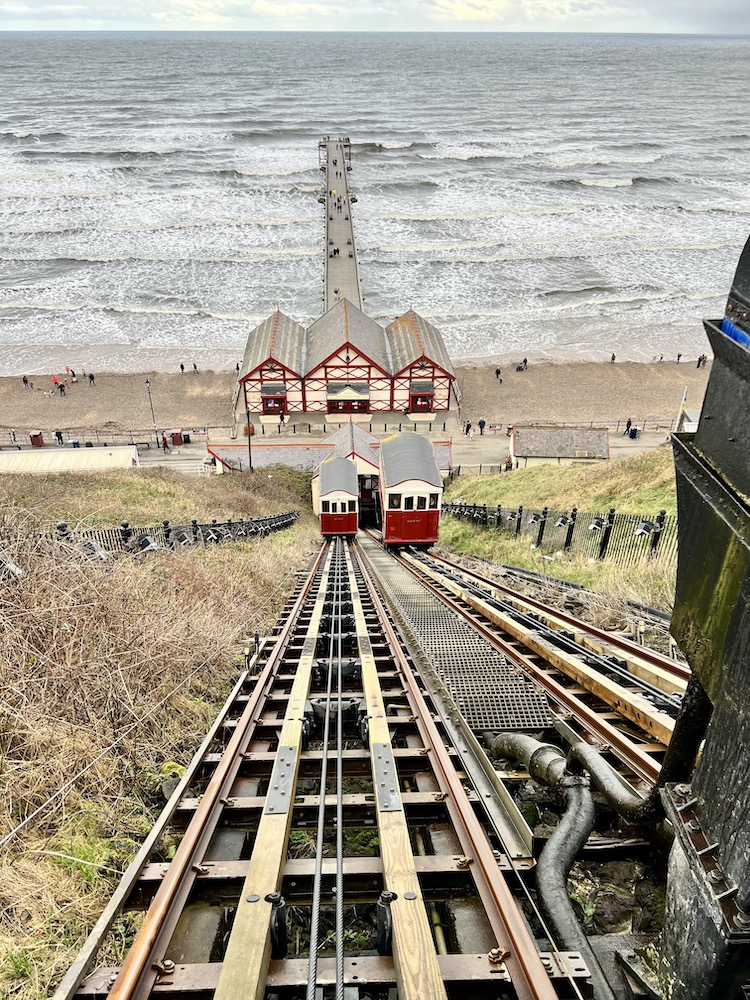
[0,0,749,34]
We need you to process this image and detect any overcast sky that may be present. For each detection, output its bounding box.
[0,0,748,34]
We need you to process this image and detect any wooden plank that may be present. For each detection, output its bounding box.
[213,545,333,1000]
[344,545,448,1000]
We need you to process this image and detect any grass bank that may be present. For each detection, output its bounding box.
[440,449,678,610]
[0,467,317,999]
[446,447,677,516]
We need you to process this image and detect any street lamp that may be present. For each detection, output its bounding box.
[145,379,158,445]
[245,404,253,472]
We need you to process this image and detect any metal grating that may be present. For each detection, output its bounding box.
[361,540,551,731]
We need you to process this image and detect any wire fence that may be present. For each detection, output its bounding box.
[442,502,676,566]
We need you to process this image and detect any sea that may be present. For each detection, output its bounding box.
[1,31,750,376]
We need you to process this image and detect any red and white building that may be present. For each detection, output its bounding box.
[238,300,459,419]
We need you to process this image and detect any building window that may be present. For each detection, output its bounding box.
[404,497,414,511]
[328,400,370,414]
[417,496,426,510]
[429,494,439,509]
[322,501,330,513]
[389,494,401,509]
[262,396,287,415]
[409,392,434,413]
[348,500,356,512]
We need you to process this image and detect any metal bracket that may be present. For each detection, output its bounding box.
[372,743,402,812]
[265,745,298,815]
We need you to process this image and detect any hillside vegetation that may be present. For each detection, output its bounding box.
[0,467,318,999]
[446,447,677,516]
[440,449,678,609]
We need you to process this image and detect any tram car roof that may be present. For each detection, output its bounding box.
[319,456,359,496]
[380,434,442,489]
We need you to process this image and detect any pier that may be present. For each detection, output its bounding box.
[319,137,362,312]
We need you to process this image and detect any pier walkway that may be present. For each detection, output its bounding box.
[319,137,362,312]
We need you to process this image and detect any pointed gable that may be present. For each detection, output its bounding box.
[386,309,455,377]
[239,310,306,380]
[305,299,391,375]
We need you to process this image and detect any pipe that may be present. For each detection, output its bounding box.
[484,732,617,1000]
[568,673,712,824]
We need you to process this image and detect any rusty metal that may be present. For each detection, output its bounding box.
[402,553,662,785]
[352,544,561,1000]
[105,544,328,1000]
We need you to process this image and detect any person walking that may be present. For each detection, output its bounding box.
[279,411,285,426]
[676,353,682,363]
[464,421,472,436]
[22,375,29,389]
[161,434,169,452]
[478,418,486,436]
[611,353,616,363]
[88,372,95,385]
[58,383,65,396]
[495,367,501,379]
[192,363,198,374]
[180,363,185,373]
[55,429,63,446]
[624,417,632,436]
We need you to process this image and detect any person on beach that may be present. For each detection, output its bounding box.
[88,372,95,385]
[180,363,185,373]
[495,367,501,379]
[478,418,486,435]
[55,429,63,446]
[193,363,198,374]
[676,353,682,363]
[624,417,632,436]
[611,353,616,363]
[22,375,31,389]
[51,375,58,387]
[58,383,65,396]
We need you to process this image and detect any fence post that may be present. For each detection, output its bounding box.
[598,507,616,560]
[496,504,502,529]
[649,509,667,558]
[516,505,523,537]
[564,507,577,550]
[535,506,548,548]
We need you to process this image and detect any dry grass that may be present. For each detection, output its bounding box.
[0,468,318,998]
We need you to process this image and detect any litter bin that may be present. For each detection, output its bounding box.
[182,432,191,445]
[170,429,183,447]
[629,427,637,440]
[29,431,44,448]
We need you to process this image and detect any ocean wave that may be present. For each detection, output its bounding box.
[551,175,674,189]
[0,247,319,265]
[356,140,417,152]
[1,130,70,144]
[0,300,258,321]
[546,152,663,168]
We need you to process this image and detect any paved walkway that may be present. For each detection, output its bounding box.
[321,138,361,311]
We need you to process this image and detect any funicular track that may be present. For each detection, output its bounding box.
[60,539,592,1000]
[389,547,689,789]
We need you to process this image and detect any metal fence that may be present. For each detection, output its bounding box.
[442,502,677,566]
[52,511,300,558]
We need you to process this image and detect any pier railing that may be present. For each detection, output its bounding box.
[442,502,677,566]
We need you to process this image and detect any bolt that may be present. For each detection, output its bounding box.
[674,783,691,797]
[488,946,510,964]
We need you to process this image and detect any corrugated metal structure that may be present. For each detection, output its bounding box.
[380,433,443,489]
[319,456,359,497]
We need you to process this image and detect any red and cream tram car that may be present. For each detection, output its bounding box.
[379,434,443,548]
[319,456,359,538]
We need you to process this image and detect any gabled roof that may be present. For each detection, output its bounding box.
[512,425,609,460]
[380,434,442,489]
[238,310,306,380]
[305,299,391,375]
[386,309,455,377]
[320,422,380,466]
[319,456,358,496]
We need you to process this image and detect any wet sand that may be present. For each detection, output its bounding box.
[0,360,709,440]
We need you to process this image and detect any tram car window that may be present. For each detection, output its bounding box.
[379,434,443,549]
[318,457,359,538]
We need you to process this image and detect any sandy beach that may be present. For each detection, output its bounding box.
[0,360,709,442]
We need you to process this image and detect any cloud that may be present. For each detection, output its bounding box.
[425,0,510,23]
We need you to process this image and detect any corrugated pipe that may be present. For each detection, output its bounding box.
[567,673,712,824]
[483,732,617,1000]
